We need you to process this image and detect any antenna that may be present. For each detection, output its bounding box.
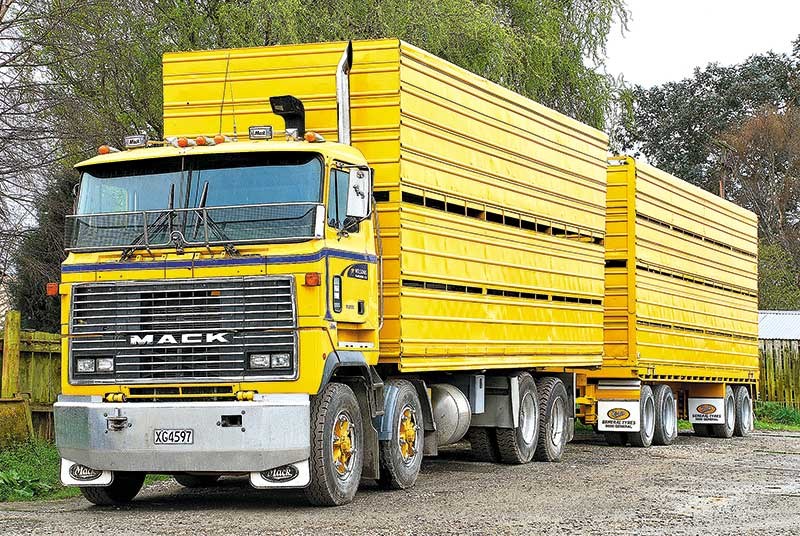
[218,54,232,136]
[229,69,238,141]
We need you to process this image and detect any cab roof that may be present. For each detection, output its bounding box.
[74,140,367,169]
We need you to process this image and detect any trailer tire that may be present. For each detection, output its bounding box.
[711,385,736,439]
[305,382,363,506]
[534,377,569,462]
[468,427,500,462]
[496,373,539,464]
[79,472,145,506]
[173,474,220,488]
[733,385,753,437]
[693,423,711,437]
[378,380,424,490]
[604,432,628,447]
[652,384,677,446]
[628,385,655,448]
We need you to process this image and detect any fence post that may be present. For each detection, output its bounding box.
[1,310,21,398]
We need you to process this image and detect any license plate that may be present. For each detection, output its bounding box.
[154,429,194,445]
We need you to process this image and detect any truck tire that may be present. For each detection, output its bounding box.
[173,474,221,488]
[733,385,753,437]
[693,423,711,437]
[305,382,363,506]
[534,377,569,462]
[711,385,736,439]
[652,384,677,446]
[604,432,628,446]
[628,385,655,448]
[496,373,539,464]
[468,427,500,462]
[378,379,424,490]
[79,472,145,506]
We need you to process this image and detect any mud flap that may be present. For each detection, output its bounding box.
[597,400,641,433]
[60,459,113,487]
[688,398,725,424]
[249,459,311,489]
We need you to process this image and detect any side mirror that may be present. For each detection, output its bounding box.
[346,168,371,220]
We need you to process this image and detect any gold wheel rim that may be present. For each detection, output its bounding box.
[332,411,355,478]
[398,404,419,465]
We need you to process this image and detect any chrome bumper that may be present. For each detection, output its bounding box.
[54,395,310,472]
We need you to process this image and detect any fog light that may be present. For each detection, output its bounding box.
[76,359,96,373]
[96,358,114,372]
[249,354,271,369]
[271,353,291,369]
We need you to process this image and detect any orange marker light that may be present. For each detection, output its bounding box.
[196,136,207,146]
[46,282,59,296]
[304,272,321,287]
[214,134,226,144]
[177,137,189,148]
[98,145,111,155]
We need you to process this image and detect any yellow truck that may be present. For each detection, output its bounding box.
[579,158,759,447]
[54,39,609,506]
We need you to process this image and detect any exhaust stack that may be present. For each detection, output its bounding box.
[336,41,353,145]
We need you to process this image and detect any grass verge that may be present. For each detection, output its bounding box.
[0,440,169,502]
[755,402,800,432]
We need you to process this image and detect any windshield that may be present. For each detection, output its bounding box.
[68,152,323,250]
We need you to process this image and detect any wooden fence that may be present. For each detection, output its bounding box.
[759,339,800,409]
[0,311,61,441]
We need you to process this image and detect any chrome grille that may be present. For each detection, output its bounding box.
[69,276,296,384]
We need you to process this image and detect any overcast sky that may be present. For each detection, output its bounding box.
[605,1,800,88]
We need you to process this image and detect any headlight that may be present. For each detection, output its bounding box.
[249,354,271,369]
[96,358,114,372]
[76,358,96,373]
[270,353,291,369]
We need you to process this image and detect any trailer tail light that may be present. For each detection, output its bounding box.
[46,282,59,296]
[304,272,321,287]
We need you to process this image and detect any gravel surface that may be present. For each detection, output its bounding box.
[1,430,799,535]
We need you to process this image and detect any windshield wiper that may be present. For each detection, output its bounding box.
[190,181,239,256]
[120,184,175,261]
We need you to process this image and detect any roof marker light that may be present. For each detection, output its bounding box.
[97,145,120,155]
[196,136,215,146]
[304,131,325,143]
[214,134,228,144]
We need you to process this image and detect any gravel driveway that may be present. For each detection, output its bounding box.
[2,430,799,535]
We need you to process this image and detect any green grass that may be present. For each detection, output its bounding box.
[755,402,800,431]
[0,440,169,502]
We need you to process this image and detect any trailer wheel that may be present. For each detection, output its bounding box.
[534,377,569,462]
[711,385,736,439]
[378,379,424,490]
[305,382,363,506]
[604,432,628,446]
[692,423,711,437]
[496,373,539,464]
[652,385,677,446]
[79,472,145,506]
[733,385,753,437]
[628,385,655,448]
[468,427,500,462]
[173,474,220,488]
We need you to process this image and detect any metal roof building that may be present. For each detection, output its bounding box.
[759,310,800,340]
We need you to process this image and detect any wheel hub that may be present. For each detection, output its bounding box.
[398,404,419,464]
[332,411,355,478]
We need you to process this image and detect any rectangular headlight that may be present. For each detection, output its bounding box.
[96,358,114,372]
[270,353,291,369]
[249,354,271,369]
[76,358,96,373]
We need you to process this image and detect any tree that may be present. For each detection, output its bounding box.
[758,241,800,310]
[612,49,799,193]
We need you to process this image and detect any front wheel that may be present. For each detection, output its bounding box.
[79,472,145,506]
[378,379,424,490]
[305,382,364,506]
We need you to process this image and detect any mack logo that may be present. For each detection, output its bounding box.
[260,464,299,483]
[69,464,103,482]
[697,404,717,415]
[607,408,631,421]
[129,333,230,345]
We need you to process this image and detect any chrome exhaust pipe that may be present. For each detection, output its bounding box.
[336,41,353,145]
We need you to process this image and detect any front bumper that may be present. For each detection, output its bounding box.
[54,394,309,472]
